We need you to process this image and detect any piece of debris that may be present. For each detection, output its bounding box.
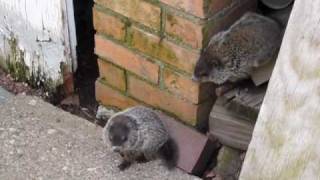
[96,105,116,121]
[250,60,276,86]
[209,99,255,151]
[213,146,244,180]
[221,83,267,121]
[60,94,80,106]
[28,99,37,106]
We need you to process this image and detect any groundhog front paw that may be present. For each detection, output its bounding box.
[118,161,132,171]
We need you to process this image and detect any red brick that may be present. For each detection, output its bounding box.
[165,0,256,49]
[95,35,159,83]
[163,68,200,103]
[165,14,203,49]
[157,112,219,175]
[96,80,138,109]
[161,0,233,18]
[98,59,126,91]
[93,8,126,40]
[130,27,199,73]
[128,75,198,125]
[95,0,161,30]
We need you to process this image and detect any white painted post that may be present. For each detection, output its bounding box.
[240,0,320,179]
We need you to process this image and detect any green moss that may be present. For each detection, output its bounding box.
[3,36,59,94]
[274,149,316,180]
[6,38,29,82]
[130,27,178,63]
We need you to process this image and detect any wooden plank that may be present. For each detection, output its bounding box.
[250,59,276,86]
[221,82,267,122]
[240,1,320,179]
[209,98,255,150]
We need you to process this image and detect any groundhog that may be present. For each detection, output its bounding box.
[102,106,177,171]
[193,12,282,84]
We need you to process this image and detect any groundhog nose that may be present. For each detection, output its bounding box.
[112,146,121,153]
[194,68,209,79]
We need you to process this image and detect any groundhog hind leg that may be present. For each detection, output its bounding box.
[118,152,134,171]
[143,151,157,161]
[135,152,148,163]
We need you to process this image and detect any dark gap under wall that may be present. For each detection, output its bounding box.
[73,0,99,112]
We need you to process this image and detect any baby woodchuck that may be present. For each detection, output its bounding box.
[193,12,282,84]
[102,106,177,171]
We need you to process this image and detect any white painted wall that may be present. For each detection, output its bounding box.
[0,0,76,85]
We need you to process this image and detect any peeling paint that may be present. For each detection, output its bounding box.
[0,0,76,92]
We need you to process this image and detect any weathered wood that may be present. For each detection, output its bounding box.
[221,83,267,122]
[213,146,244,180]
[240,1,320,179]
[209,98,255,150]
[250,60,276,86]
[215,83,236,97]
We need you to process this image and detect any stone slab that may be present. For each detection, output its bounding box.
[0,95,199,180]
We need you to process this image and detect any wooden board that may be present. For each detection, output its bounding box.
[209,99,255,150]
[240,1,320,179]
[221,83,267,122]
[250,60,276,86]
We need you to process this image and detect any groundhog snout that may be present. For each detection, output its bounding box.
[112,146,121,153]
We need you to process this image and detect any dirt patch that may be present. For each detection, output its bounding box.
[0,67,100,125]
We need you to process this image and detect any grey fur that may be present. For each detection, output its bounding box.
[102,106,169,170]
[194,12,282,84]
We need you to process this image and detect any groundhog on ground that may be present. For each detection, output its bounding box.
[102,106,177,171]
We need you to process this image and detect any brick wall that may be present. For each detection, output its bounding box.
[93,0,257,127]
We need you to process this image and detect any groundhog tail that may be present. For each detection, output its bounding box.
[158,138,178,170]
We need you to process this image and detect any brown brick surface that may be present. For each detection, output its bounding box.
[163,68,200,103]
[157,112,219,175]
[95,35,159,83]
[161,0,233,18]
[96,80,138,109]
[94,0,257,127]
[128,75,198,125]
[130,27,199,73]
[93,8,126,40]
[98,59,126,91]
[95,0,161,30]
[165,13,203,49]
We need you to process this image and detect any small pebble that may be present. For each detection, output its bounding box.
[9,139,15,144]
[47,129,57,135]
[9,128,17,132]
[28,99,37,106]
[87,167,97,172]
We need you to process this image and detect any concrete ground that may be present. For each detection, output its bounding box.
[0,87,12,105]
[0,92,199,180]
